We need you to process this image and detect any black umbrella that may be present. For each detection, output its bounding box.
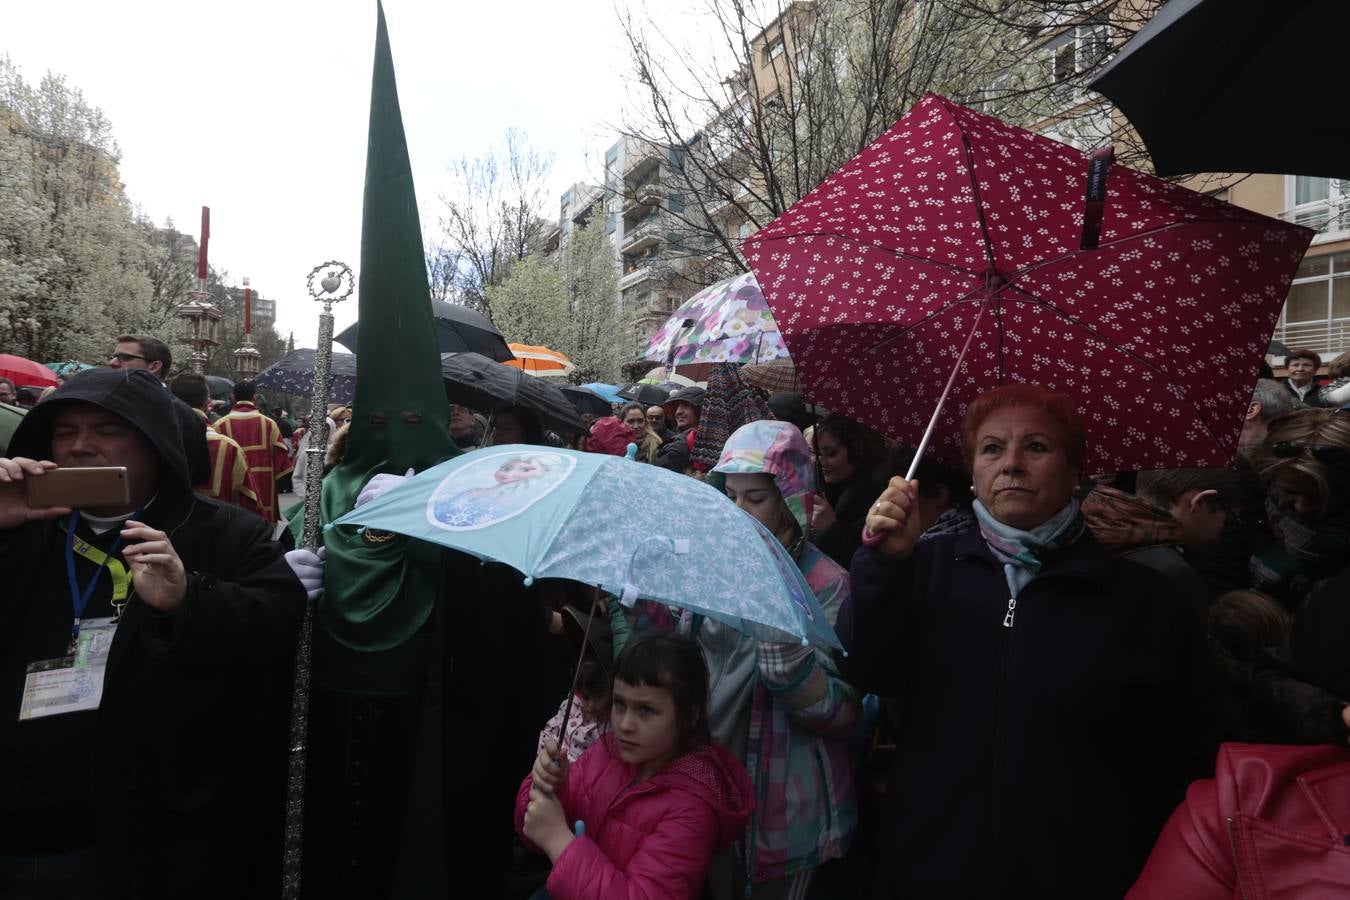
[1268,339,1292,358]
[1089,0,1350,179]
[254,349,358,404]
[559,385,613,418]
[205,375,234,397]
[441,352,583,434]
[616,382,670,406]
[335,299,513,362]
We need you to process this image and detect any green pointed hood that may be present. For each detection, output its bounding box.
[310,2,459,656]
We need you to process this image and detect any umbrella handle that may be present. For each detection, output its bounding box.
[904,299,991,482]
[557,586,603,749]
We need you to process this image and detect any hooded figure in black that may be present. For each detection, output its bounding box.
[0,367,305,899]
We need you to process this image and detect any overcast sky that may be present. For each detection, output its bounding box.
[4,0,715,346]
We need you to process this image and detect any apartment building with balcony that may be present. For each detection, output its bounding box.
[598,137,698,354]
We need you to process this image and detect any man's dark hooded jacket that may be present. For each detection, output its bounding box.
[0,368,305,899]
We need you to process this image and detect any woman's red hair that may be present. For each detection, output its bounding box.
[959,383,1086,471]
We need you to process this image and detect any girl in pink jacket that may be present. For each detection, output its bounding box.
[516,633,754,900]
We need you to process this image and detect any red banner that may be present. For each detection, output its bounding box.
[197,206,210,281]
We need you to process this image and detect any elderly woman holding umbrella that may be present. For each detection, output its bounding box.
[838,383,1236,900]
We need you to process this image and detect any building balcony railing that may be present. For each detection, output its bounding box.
[1279,200,1350,243]
[622,184,665,218]
[620,263,661,292]
[1272,317,1350,359]
[621,217,664,255]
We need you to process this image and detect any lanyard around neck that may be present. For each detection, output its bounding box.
[64,508,140,629]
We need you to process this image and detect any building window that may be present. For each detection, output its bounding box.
[1279,251,1350,357]
[763,37,785,65]
[1049,22,1110,83]
[1296,177,1331,206]
[1284,176,1349,233]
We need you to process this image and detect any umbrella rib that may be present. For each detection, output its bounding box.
[862,284,991,354]
[994,282,1229,455]
[956,125,999,273]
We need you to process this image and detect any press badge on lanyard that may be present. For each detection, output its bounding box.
[18,617,117,720]
[18,511,132,721]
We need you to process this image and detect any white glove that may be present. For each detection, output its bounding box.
[285,546,326,600]
[355,468,415,509]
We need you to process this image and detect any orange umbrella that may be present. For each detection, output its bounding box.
[504,343,575,377]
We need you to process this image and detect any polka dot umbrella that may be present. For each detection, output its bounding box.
[743,94,1315,475]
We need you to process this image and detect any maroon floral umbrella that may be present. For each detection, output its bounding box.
[743,94,1314,474]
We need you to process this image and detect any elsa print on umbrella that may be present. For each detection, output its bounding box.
[428,448,575,530]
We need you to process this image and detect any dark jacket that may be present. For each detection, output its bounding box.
[654,426,696,473]
[838,528,1237,899]
[1282,378,1322,406]
[1248,564,1350,745]
[0,368,305,899]
[816,471,881,569]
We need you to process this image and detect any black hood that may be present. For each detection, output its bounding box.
[9,368,191,490]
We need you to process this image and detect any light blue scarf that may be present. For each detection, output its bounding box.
[973,498,1084,599]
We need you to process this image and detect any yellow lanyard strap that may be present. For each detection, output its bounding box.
[68,532,131,604]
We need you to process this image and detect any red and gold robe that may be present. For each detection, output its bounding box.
[194,412,264,516]
[214,402,294,521]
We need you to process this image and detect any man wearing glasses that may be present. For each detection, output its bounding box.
[108,335,173,383]
[107,334,212,488]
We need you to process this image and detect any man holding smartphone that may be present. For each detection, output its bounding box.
[0,367,305,899]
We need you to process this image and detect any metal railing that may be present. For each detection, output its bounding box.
[1278,199,1350,239]
[1272,317,1350,358]
[621,217,664,254]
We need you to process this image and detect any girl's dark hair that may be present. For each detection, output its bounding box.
[889,445,970,507]
[816,414,887,473]
[611,633,711,753]
[576,658,610,705]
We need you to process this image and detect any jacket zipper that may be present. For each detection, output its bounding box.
[988,593,1016,872]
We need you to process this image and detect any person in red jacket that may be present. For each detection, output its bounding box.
[516,632,753,900]
[1127,742,1350,898]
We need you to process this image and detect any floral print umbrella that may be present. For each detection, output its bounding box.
[744,94,1315,474]
[642,271,790,367]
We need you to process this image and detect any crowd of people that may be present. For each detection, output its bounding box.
[0,335,1348,900]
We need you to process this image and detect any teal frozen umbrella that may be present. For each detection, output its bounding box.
[330,445,841,649]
